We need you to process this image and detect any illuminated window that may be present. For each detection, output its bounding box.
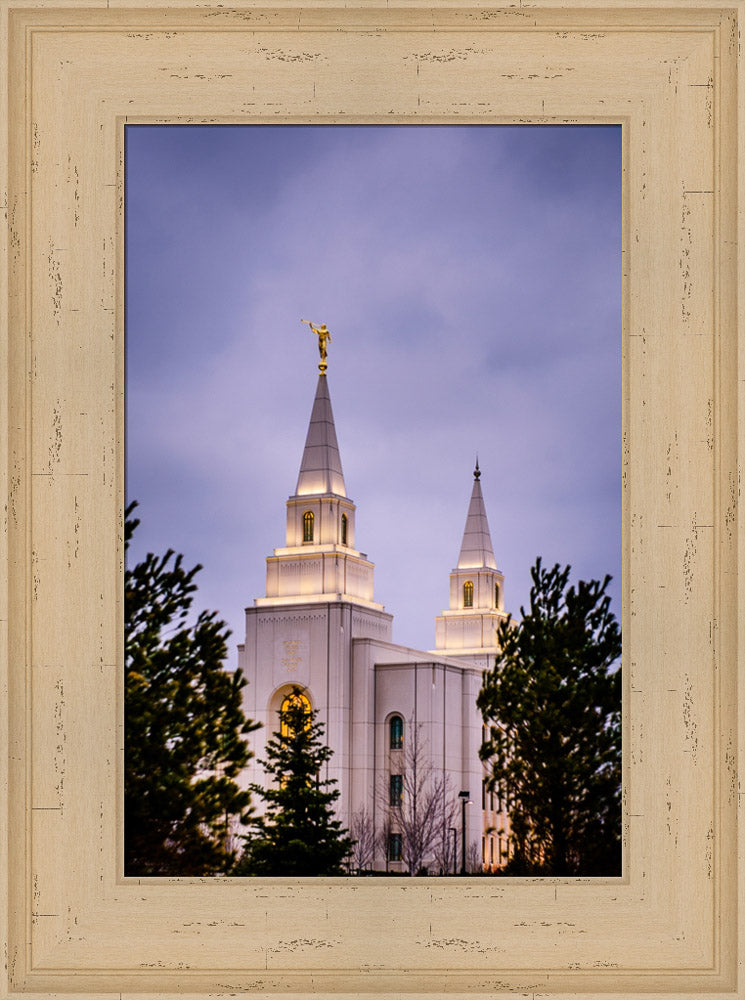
[463,581,473,607]
[303,510,314,542]
[389,715,404,750]
[495,582,500,607]
[279,691,311,740]
[341,513,348,545]
[388,833,402,862]
[389,774,403,807]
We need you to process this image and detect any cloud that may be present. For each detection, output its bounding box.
[126,124,622,655]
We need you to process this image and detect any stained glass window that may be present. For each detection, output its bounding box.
[389,774,403,807]
[388,833,402,862]
[279,691,311,740]
[389,715,403,749]
[303,510,314,542]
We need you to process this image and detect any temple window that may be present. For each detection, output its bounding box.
[463,580,474,607]
[495,582,500,607]
[389,714,404,750]
[388,833,402,862]
[341,513,348,546]
[303,510,314,542]
[389,774,403,807]
[279,690,311,740]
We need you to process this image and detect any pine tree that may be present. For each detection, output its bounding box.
[238,690,354,876]
[125,501,259,876]
[477,558,622,876]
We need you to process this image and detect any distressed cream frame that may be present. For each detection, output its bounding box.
[1,1,742,997]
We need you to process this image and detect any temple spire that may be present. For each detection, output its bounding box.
[457,461,497,570]
[295,373,347,498]
[434,461,505,663]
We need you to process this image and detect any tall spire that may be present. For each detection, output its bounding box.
[257,355,385,614]
[295,373,347,497]
[457,460,497,570]
[434,460,505,664]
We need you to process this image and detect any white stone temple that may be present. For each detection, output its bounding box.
[238,354,511,873]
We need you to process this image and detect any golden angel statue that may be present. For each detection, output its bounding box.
[301,319,332,371]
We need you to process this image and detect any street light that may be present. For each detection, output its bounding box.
[449,826,457,876]
[458,790,470,875]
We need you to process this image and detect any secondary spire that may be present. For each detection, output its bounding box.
[457,461,497,570]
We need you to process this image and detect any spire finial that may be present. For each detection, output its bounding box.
[301,319,332,374]
[474,457,480,480]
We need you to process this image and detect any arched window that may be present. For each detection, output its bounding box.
[302,510,314,542]
[341,513,348,546]
[280,690,311,740]
[463,580,474,608]
[389,714,404,750]
[495,582,500,608]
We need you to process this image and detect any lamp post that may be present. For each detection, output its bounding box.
[458,790,470,875]
[449,826,457,875]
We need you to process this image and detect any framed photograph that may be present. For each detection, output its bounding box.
[123,120,623,884]
[2,2,741,997]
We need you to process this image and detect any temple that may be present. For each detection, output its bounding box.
[238,351,511,873]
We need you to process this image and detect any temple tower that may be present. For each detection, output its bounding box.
[434,461,508,669]
[238,358,392,814]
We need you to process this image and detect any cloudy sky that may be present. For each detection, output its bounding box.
[125,124,621,663]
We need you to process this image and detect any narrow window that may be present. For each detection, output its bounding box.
[303,510,314,542]
[482,836,486,863]
[482,778,486,810]
[495,582,500,607]
[389,774,403,807]
[389,715,404,750]
[463,580,473,608]
[341,513,348,546]
[490,838,495,864]
[388,833,402,862]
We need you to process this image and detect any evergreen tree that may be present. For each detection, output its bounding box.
[238,690,354,876]
[477,558,622,876]
[125,501,259,876]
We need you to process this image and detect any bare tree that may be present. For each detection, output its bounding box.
[431,783,459,875]
[466,839,483,874]
[348,806,376,872]
[381,721,457,876]
[375,809,395,872]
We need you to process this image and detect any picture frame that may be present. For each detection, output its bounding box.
[1,2,741,997]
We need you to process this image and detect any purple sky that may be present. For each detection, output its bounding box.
[125,124,621,663]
